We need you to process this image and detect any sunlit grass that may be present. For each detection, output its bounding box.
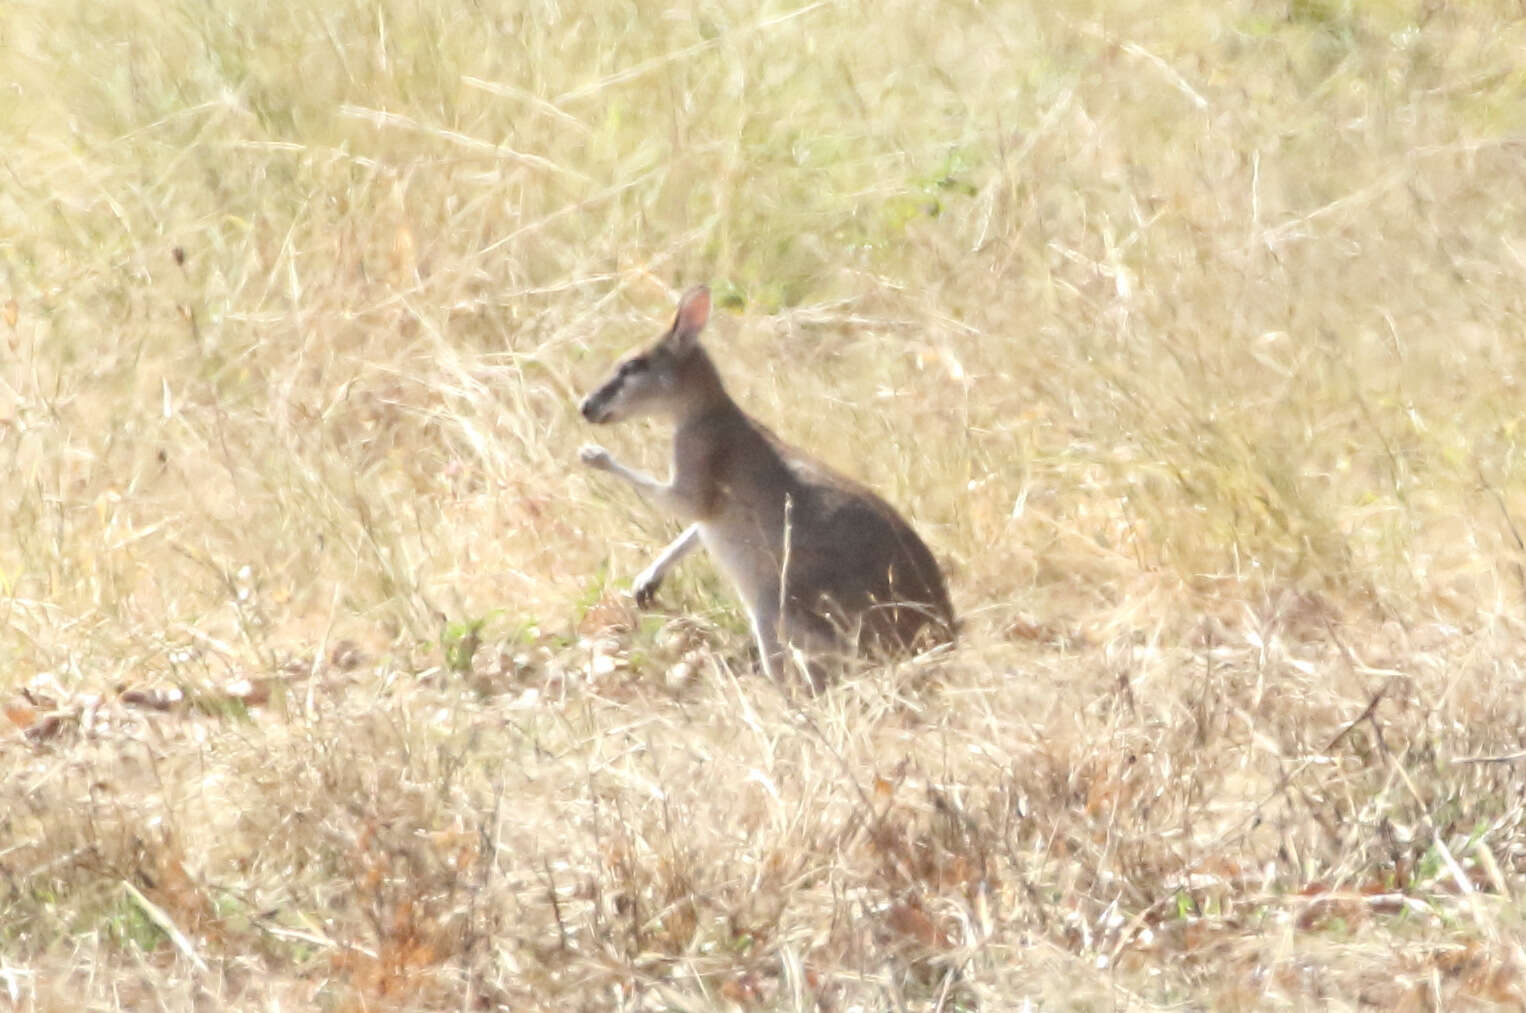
[4,0,1526,1008]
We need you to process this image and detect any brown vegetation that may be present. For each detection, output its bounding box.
[4,0,1526,1008]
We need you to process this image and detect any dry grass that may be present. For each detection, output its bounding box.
[4,0,1526,1008]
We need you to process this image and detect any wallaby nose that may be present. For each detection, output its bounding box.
[580,395,603,423]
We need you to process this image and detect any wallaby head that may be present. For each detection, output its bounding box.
[579,286,716,425]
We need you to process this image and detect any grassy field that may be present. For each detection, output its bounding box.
[5,0,1526,1008]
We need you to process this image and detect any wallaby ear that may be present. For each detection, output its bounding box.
[668,285,711,349]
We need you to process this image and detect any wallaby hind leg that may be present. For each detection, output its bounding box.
[784,612,848,693]
[743,599,789,684]
[745,600,839,692]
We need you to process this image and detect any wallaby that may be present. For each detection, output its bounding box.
[578,285,955,687]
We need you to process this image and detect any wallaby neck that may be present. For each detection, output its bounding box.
[672,347,741,425]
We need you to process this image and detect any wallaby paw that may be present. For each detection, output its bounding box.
[632,569,662,608]
[578,444,613,470]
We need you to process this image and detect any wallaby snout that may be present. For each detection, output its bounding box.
[579,350,669,426]
[579,364,633,424]
[579,390,610,424]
